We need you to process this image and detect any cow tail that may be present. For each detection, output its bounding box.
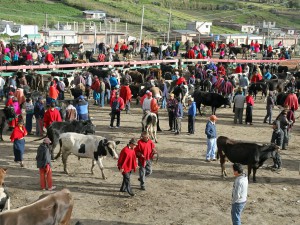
[54,139,63,160]
[31,135,47,142]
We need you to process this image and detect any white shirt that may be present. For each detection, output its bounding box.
[142,97,152,111]
[0,77,5,89]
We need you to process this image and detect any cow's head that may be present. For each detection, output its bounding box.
[80,120,96,134]
[97,139,120,159]
[224,97,231,107]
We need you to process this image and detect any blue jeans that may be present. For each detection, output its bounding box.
[161,97,166,109]
[99,91,105,107]
[105,89,111,104]
[231,202,246,225]
[206,138,216,160]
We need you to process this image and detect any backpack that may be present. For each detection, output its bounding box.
[12,54,19,62]
[111,99,120,112]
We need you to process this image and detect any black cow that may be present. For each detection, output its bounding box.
[88,67,111,79]
[34,120,95,159]
[278,66,288,73]
[217,136,281,182]
[192,91,231,115]
[0,107,16,141]
[229,47,243,56]
[248,82,268,100]
[160,63,174,76]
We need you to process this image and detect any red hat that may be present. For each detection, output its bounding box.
[147,92,152,96]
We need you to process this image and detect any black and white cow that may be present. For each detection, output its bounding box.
[142,111,158,143]
[55,133,119,179]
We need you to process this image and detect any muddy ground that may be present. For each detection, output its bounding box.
[0,96,300,225]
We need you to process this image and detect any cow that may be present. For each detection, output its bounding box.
[142,111,158,143]
[0,107,16,141]
[0,168,9,212]
[172,85,189,107]
[192,91,231,115]
[33,120,96,159]
[128,70,144,84]
[55,133,119,179]
[217,136,281,182]
[277,66,288,73]
[0,189,74,225]
[248,82,268,100]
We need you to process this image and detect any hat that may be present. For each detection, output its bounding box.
[8,91,14,96]
[175,71,179,75]
[209,115,217,121]
[129,138,138,145]
[115,85,120,89]
[43,138,51,144]
[78,95,84,100]
[59,77,63,81]
[146,90,150,94]
[147,92,152,96]
[38,96,43,101]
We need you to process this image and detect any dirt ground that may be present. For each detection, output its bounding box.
[1,96,300,225]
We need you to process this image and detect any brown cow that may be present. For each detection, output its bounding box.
[0,188,74,225]
[0,168,9,212]
[149,68,162,81]
[0,168,7,186]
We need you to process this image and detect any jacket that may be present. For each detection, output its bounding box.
[10,125,27,142]
[205,120,217,139]
[43,108,62,128]
[36,143,52,168]
[175,102,183,118]
[188,102,196,117]
[117,145,137,174]
[232,174,248,204]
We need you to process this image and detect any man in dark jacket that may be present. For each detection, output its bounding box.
[205,115,217,162]
[34,96,45,136]
[174,99,183,135]
[36,138,55,191]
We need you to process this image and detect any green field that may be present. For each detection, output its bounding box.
[0,0,299,37]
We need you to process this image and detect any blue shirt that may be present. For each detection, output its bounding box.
[188,102,197,116]
[76,100,88,116]
[175,103,183,118]
[264,72,272,80]
[109,77,118,87]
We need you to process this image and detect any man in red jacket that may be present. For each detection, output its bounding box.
[43,102,62,129]
[135,131,157,190]
[117,138,138,196]
[110,92,125,128]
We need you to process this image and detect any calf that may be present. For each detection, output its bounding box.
[142,111,158,143]
[0,189,73,225]
[0,168,9,212]
[217,136,280,182]
[55,133,119,179]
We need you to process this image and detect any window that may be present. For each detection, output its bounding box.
[206,25,209,28]
[239,38,244,42]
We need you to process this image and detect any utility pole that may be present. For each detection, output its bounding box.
[139,5,145,52]
[125,22,128,43]
[167,8,171,43]
[45,13,48,42]
[105,19,108,45]
[267,22,270,46]
[94,22,97,54]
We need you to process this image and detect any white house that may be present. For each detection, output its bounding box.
[83,10,106,20]
[47,30,77,44]
[186,21,212,35]
[220,34,264,46]
[241,25,258,34]
[0,21,39,37]
[257,20,276,29]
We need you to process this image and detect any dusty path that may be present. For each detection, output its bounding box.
[0,97,300,225]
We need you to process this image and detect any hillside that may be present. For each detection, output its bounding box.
[1,0,300,38]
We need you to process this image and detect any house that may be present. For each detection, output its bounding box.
[282,28,296,35]
[0,20,39,38]
[220,34,264,46]
[46,30,77,44]
[170,30,199,43]
[241,25,258,34]
[77,31,126,47]
[83,10,106,20]
[257,20,276,29]
[186,22,212,35]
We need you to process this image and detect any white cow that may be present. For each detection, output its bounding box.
[142,111,158,143]
[55,133,120,179]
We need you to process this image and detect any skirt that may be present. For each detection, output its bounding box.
[13,139,25,162]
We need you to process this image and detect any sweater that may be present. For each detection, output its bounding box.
[36,143,52,168]
[10,126,27,142]
[117,145,137,174]
[188,102,197,116]
[135,139,155,167]
[232,174,248,204]
[43,108,62,128]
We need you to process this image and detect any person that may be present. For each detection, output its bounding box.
[117,138,138,196]
[150,95,162,131]
[110,92,124,128]
[10,119,27,167]
[205,115,217,162]
[0,76,5,101]
[187,97,196,134]
[91,76,101,105]
[239,73,249,96]
[75,95,89,121]
[57,78,65,100]
[245,92,254,125]
[174,98,183,135]
[233,89,246,124]
[231,163,248,225]
[120,82,132,114]
[34,97,45,136]
[284,89,299,111]
[175,40,180,55]
[135,131,157,191]
[142,91,153,112]
[65,101,77,122]
[167,93,178,131]
[263,92,275,124]
[25,98,34,135]
[109,73,119,89]
[45,50,55,64]
[98,77,106,107]
[44,102,62,129]
[276,110,291,150]
[270,120,283,170]
[48,82,59,102]
[36,138,56,191]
